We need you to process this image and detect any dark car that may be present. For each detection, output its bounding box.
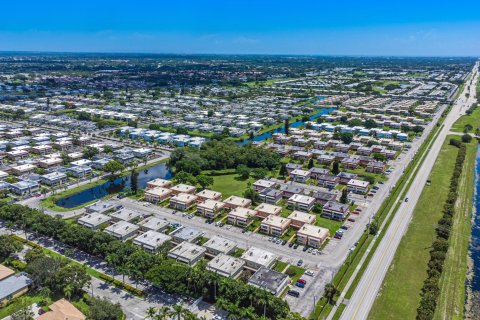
[288,290,300,297]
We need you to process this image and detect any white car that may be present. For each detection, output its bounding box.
[305,270,315,277]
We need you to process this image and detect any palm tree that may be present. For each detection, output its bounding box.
[63,284,74,301]
[146,307,157,320]
[171,304,186,320]
[324,283,338,305]
[155,306,172,320]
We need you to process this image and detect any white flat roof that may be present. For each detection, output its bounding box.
[206,254,245,277]
[138,216,169,231]
[203,235,237,254]
[78,212,112,227]
[168,242,206,262]
[109,208,142,222]
[133,230,171,249]
[104,221,139,237]
[241,246,277,267]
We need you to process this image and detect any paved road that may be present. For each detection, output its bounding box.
[340,63,479,320]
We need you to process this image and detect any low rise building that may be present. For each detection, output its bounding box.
[259,188,283,204]
[290,169,311,183]
[254,203,282,218]
[171,227,203,244]
[296,224,329,248]
[197,199,226,219]
[9,180,39,195]
[66,166,92,178]
[253,179,276,192]
[37,298,86,320]
[288,211,316,229]
[169,193,198,211]
[0,271,32,307]
[144,187,172,203]
[40,172,68,186]
[206,254,245,278]
[248,267,290,296]
[37,157,62,168]
[287,194,315,212]
[195,189,222,202]
[109,208,142,222]
[146,178,172,189]
[77,213,112,230]
[260,215,291,237]
[322,201,350,221]
[227,207,256,227]
[104,221,139,240]
[241,247,277,270]
[224,195,252,209]
[133,230,172,253]
[203,235,237,256]
[85,200,119,214]
[347,179,370,194]
[11,164,36,176]
[168,242,206,266]
[170,183,196,195]
[137,216,169,232]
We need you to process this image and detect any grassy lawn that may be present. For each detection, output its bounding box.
[209,173,253,198]
[369,138,460,320]
[451,107,480,133]
[0,294,47,318]
[286,265,305,283]
[315,216,343,236]
[273,260,289,272]
[434,139,477,320]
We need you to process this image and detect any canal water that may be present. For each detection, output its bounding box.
[469,146,480,293]
[55,162,173,208]
[239,106,335,145]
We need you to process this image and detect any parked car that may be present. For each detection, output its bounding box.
[297,259,303,266]
[340,225,349,230]
[305,270,315,277]
[347,218,356,222]
[297,278,306,284]
[293,244,299,249]
[288,290,300,297]
[405,197,409,202]
[295,282,305,288]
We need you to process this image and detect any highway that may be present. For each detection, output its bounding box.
[340,62,479,320]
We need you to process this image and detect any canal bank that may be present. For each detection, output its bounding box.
[466,144,480,319]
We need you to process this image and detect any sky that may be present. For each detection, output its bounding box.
[1,0,480,56]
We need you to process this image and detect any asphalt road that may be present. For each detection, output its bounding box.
[340,63,479,320]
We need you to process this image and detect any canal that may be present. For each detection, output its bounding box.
[55,162,173,208]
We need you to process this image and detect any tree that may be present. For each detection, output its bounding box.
[196,175,214,190]
[243,188,260,205]
[53,264,90,298]
[130,169,139,194]
[339,132,353,144]
[176,127,188,135]
[312,203,323,214]
[462,133,473,143]
[146,307,157,320]
[103,145,113,154]
[251,168,268,179]
[0,235,22,260]
[324,283,338,305]
[83,146,99,159]
[279,163,287,177]
[372,153,386,161]
[369,220,379,235]
[103,160,125,176]
[171,304,186,320]
[284,118,290,135]
[173,171,197,185]
[88,297,124,320]
[340,189,348,204]
[207,110,214,117]
[331,161,340,175]
[236,164,250,179]
[307,158,314,169]
[5,143,13,152]
[364,119,377,129]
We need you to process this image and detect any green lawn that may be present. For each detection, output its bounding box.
[315,216,343,236]
[286,265,305,283]
[0,294,47,318]
[273,261,289,272]
[209,173,253,198]
[451,107,480,133]
[369,138,460,320]
[434,139,477,320]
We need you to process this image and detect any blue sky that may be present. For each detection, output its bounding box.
[1,0,479,56]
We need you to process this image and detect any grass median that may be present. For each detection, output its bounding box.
[369,137,460,319]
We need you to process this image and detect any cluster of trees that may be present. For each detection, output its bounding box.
[24,249,90,300]
[0,235,22,260]
[169,140,280,176]
[416,143,467,319]
[146,305,204,320]
[0,205,292,319]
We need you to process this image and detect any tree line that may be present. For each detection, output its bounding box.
[416,141,467,319]
[168,140,280,176]
[0,204,294,320]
